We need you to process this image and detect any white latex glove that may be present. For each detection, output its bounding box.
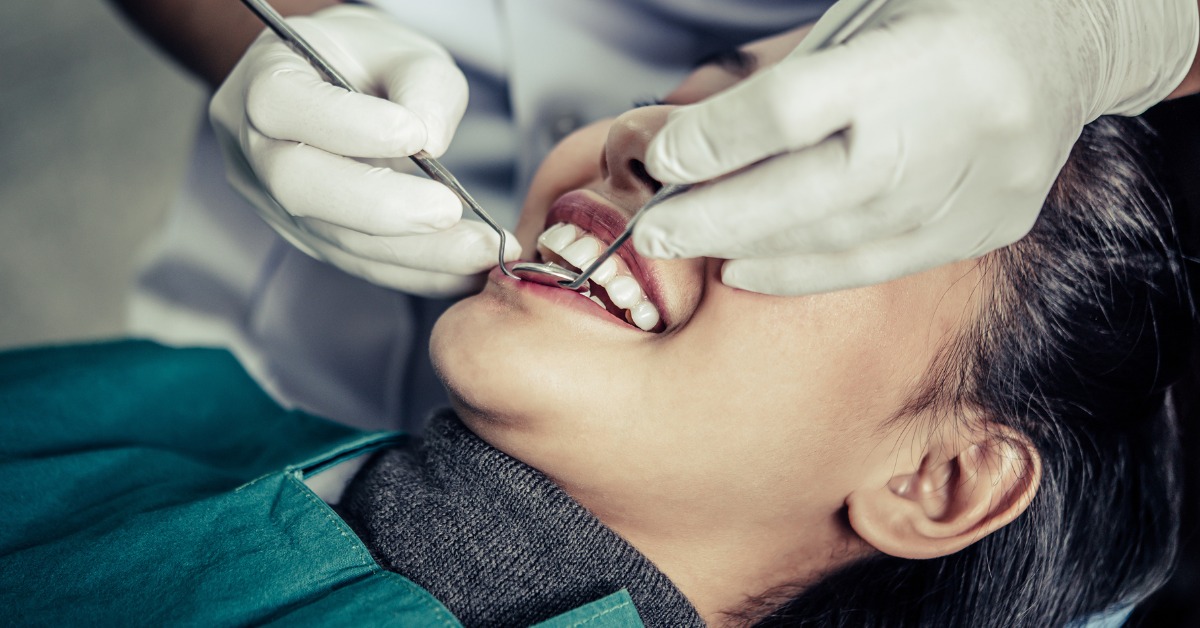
[210,5,519,297]
[637,0,1199,295]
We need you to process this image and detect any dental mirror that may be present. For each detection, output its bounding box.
[512,183,690,293]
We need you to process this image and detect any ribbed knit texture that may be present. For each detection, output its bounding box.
[335,410,704,628]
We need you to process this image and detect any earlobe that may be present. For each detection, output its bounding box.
[847,426,1041,560]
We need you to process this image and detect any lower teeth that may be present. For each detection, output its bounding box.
[538,239,658,332]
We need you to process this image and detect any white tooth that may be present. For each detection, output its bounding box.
[631,301,660,331]
[538,223,576,253]
[606,275,642,309]
[560,236,602,269]
[536,222,563,245]
[590,257,618,286]
[589,295,606,309]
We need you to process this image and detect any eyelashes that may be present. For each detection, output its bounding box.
[632,97,669,109]
[629,48,755,110]
[693,48,757,77]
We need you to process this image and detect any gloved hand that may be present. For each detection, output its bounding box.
[210,5,519,297]
[637,0,1199,295]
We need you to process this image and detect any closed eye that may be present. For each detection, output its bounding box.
[631,97,669,109]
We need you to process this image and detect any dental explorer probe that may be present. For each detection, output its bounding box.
[239,0,520,280]
[513,0,894,293]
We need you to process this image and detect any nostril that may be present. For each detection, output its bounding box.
[628,159,662,194]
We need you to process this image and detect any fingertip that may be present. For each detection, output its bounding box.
[500,233,523,262]
[421,182,463,230]
[632,222,681,259]
[376,104,434,156]
[388,202,459,235]
[420,122,453,158]
[644,122,696,184]
[721,260,811,297]
[409,109,450,157]
[450,223,515,270]
[719,262,753,291]
[407,91,467,158]
[384,56,468,158]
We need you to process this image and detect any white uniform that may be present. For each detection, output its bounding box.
[130,0,833,431]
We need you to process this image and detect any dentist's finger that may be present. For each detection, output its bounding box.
[253,204,484,297]
[382,53,470,158]
[644,44,860,184]
[311,238,486,296]
[701,197,918,259]
[636,134,887,260]
[245,41,431,158]
[299,219,522,274]
[249,133,461,235]
[719,227,966,296]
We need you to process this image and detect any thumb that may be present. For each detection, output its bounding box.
[644,45,859,184]
[383,53,470,158]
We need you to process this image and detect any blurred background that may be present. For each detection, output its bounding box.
[0,0,202,349]
[0,1,1198,623]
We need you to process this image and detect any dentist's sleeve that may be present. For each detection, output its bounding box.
[636,0,1200,296]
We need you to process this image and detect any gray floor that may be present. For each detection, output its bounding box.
[0,0,204,349]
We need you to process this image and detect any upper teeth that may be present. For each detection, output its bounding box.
[537,222,662,332]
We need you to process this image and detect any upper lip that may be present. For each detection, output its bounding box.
[544,190,668,326]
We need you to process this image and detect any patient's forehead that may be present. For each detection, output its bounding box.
[668,49,758,104]
[666,27,810,104]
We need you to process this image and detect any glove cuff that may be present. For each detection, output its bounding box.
[1089,0,1199,118]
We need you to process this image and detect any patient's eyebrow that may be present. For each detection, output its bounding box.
[692,48,758,78]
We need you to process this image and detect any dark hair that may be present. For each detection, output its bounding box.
[746,116,1193,627]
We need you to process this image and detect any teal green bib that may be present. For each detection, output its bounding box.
[0,341,643,627]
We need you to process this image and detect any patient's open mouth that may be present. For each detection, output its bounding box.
[535,222,662,332]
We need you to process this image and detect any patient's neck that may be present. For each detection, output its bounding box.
[338,412,704,626]
[463,411,868,625]
[566,474,866,624]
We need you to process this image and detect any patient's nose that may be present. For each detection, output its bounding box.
[602,107,669,198]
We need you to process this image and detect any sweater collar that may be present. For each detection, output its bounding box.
[336,410,704,627]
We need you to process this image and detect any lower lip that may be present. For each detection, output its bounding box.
[488,263,634,330]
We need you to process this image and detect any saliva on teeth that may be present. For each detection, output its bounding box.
[537,222,662,332]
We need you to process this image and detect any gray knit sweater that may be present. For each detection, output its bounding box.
[335,410,705,627]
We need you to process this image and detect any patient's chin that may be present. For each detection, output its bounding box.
[431,295,540,425]
[432,294,605,451]
[430,298,491,404]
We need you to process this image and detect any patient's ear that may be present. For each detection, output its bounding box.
[845,424,1041,559]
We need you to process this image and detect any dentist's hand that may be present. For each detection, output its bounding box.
[637,0,1199,296]
[210,5,519,297]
